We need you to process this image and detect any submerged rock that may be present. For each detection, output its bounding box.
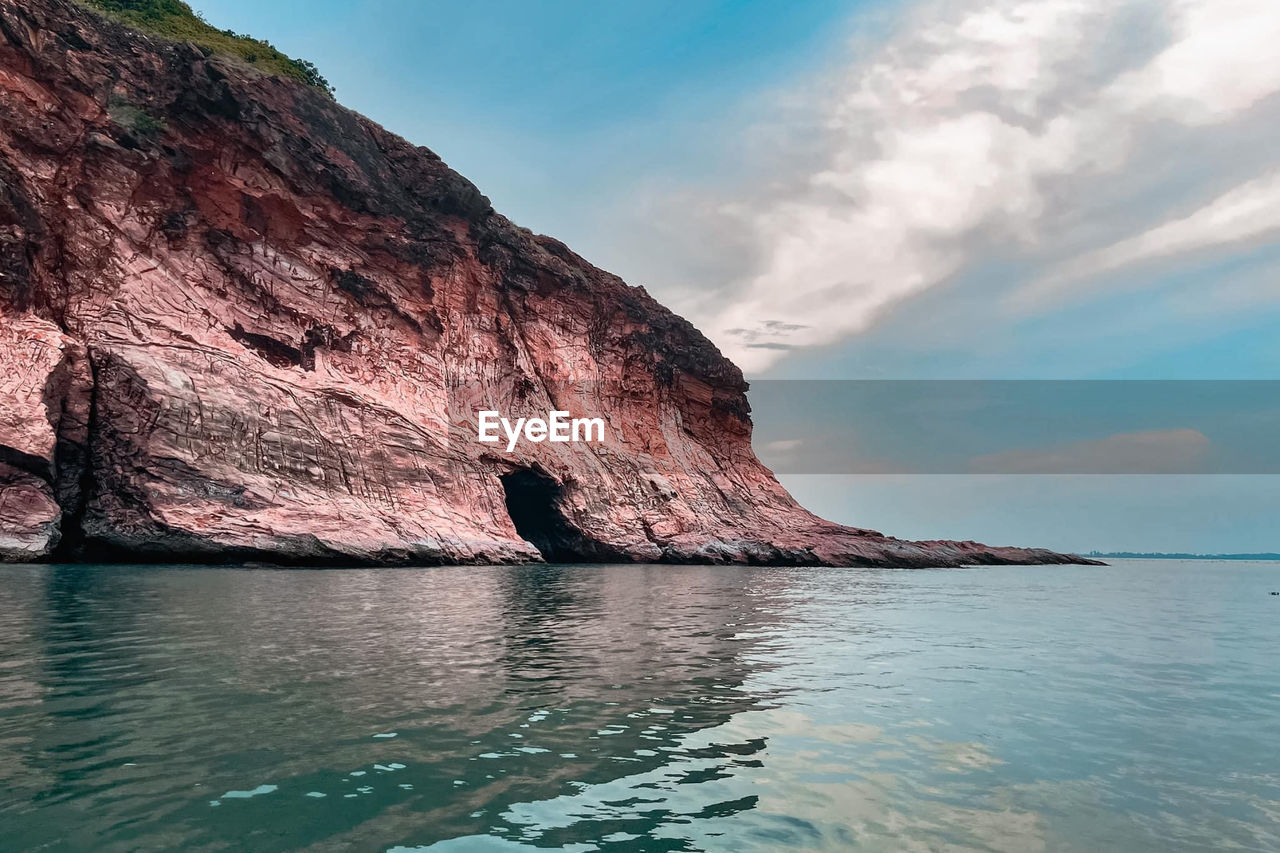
[0,0,1096,567]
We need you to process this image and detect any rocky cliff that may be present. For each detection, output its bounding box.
[0,0,1094,567]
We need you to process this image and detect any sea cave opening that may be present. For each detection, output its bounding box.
[499,469,598,562]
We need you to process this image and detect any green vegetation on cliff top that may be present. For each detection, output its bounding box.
[77,0,333,96]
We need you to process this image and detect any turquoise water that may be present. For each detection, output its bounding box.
[1,560,1277,851]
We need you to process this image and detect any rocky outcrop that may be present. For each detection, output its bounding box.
[0,0,1097,567]
[0,313,90,559]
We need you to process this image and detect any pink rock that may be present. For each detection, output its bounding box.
[0,0,1096,567]
[0,312,90,558]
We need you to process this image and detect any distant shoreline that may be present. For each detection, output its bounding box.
[1089,552,1280,561]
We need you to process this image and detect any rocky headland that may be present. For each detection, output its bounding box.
[0,0,1097,567]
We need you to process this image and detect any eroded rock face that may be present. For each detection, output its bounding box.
[0,312,91,558]
[0,0,1095,566]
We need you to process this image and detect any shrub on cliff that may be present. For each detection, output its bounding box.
[107,96,168,138]
[77,0,334,96]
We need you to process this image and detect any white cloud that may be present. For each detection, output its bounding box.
[1107,0,1280,121]
[686,0,1280,373]
[1011,170,1280,310]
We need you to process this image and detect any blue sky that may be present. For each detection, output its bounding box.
[200,0,1280,552]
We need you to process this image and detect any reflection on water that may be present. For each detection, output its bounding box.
[0,561,1278,851]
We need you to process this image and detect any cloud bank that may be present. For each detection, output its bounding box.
[968,427,1212,474]
[680,0,1280,373]
[1011,170,1280,309]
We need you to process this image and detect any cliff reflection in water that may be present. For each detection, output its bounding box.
[0,563,797,851]
[6,561,1277,852]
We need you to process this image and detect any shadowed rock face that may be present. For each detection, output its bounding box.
[0,0,1097,567]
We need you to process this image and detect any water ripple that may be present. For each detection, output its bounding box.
[0,561,1277,851]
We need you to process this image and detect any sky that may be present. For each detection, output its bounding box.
[199,0,1280,553]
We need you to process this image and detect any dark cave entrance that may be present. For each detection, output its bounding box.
[499,469,605,563]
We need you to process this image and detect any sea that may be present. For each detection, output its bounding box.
[1,559,1276,851]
